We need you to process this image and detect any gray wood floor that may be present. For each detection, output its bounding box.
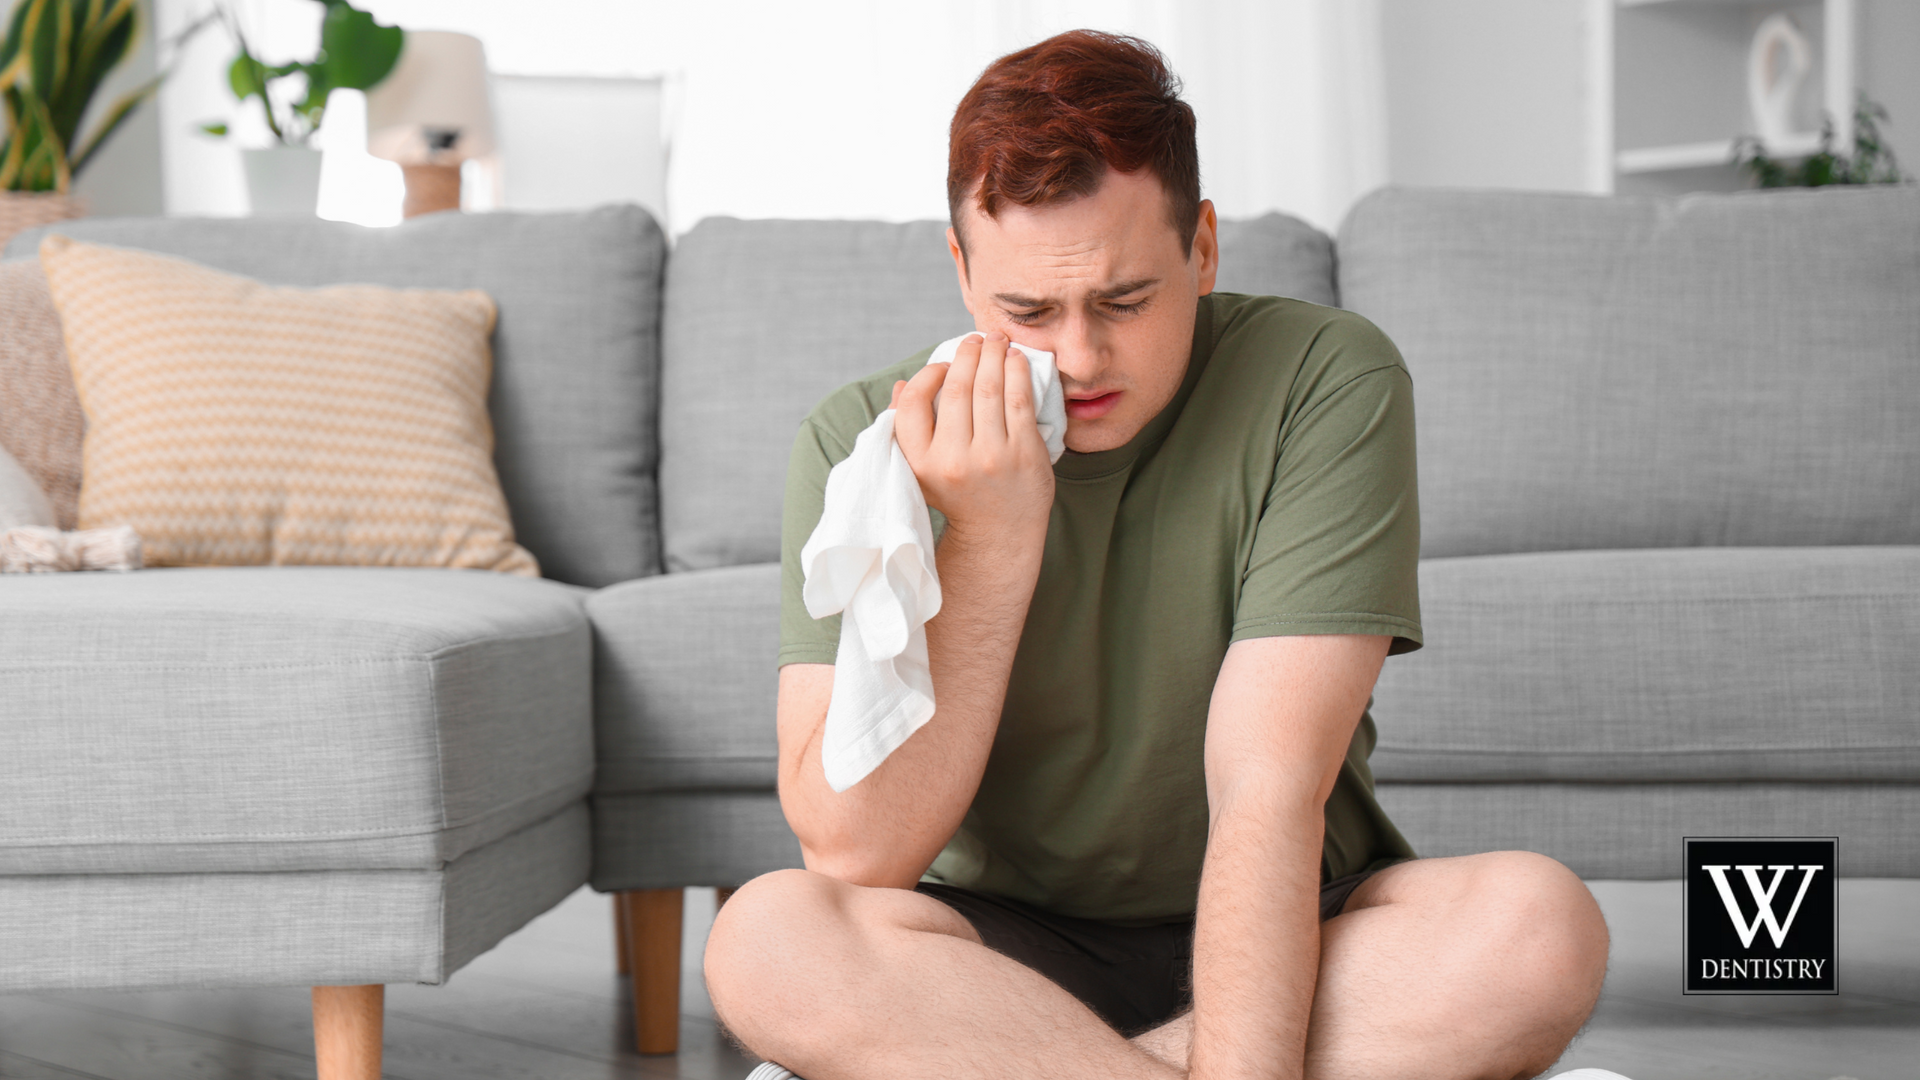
[1555,879,1920,1080]
[0,886,758,1080]
[3,880,1915,1079]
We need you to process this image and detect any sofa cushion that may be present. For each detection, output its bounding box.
[588,562,781,792]
[0,568,594,874]
[0,258,82,528]
[658,219,967,573]
[39,237,536,575]
[658,214,1338,573]
[6,208,667,587]
[1369,547,1920,783]
[1213,211,1338,307]
[1338,186,1920,559]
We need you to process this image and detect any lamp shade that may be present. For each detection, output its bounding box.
[366,31,496,164]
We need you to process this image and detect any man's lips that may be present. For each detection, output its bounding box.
[1065,391,1122,420]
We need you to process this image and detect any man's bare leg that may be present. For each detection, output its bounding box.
[706,868,1178,1080]
[1128,851,1610,1080]
[708,851,1608,1080]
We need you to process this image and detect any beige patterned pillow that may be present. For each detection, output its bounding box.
[38,235,538,575]
[0,259,85,529]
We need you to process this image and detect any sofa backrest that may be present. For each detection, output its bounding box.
[657,212,1338,573]
[1339,186,1920,559]
[6,208,668,588]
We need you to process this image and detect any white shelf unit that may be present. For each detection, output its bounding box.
[1585,0,1857,193]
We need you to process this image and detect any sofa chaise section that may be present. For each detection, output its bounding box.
[0,567,595,989]
[3,206,669,1071]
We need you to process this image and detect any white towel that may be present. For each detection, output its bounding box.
[800,334,1066,792]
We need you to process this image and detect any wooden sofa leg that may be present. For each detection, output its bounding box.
[312,984,383,1080]
[614,893,633,975]
[623,888,684,1054]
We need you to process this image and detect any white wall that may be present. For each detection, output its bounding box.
[153,0,1387,235]
[1378,0,1920,197]
[1380,0,1591,193]
[1859,0,1920,157]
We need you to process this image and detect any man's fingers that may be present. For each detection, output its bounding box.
[889,379,905,411]
[894,363,947,459]
[934,333,978,451]
[1002,349,1040,445]
[972,334,1009,444]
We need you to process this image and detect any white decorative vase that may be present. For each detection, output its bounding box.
[241,147,324,216]
[1748,13,1812,148]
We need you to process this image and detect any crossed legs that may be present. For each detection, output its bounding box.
[704,851,1609,1080]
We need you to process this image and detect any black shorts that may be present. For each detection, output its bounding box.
[915,866,1389,1036]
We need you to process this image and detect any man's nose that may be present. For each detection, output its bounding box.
[1047,313,1106,386]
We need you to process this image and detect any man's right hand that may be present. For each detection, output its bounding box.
[891,332,1055,553]
[775,333,1057,889]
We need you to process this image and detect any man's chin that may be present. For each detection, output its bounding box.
[1062,416,1142,455]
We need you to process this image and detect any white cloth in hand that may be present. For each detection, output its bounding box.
[800,334,1065,792]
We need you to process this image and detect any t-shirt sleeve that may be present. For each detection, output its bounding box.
[779,415,848,667]
[1232,319,1423,654]
[779,352,939,667]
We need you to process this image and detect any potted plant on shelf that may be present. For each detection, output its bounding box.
[200,0,401,215]
[1735,93,1909,188]
[0,0,191,247]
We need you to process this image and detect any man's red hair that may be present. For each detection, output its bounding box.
[948,30,1200,254]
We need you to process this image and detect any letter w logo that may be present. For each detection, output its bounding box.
[1701,864,1825,949]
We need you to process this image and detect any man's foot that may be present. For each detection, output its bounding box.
[746,1062,802,1080]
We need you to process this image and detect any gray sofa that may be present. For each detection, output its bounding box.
[4,185,1915,1071]
[0,209,665,1063]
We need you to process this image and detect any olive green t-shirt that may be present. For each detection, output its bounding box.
[778,292,1421,923]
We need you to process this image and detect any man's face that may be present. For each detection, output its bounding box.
[949,169,1219,453]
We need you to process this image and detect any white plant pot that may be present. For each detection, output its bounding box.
[241,147,323,216]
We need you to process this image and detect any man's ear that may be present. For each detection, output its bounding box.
[947,225,979,318]
[1193,199,1220,297]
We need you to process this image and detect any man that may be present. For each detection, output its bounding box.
[705,29,1610,1080]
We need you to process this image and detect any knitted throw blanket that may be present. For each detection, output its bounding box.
[0,525,142,573]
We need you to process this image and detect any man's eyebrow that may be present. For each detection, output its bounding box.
[992,278,1161,307]
[1093,277,1160,299]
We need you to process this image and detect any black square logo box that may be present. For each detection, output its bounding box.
[1684,837,1837,995]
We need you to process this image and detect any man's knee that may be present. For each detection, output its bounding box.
[1467,851,1608,979]
[703,868,977,1062]
[704,869,849,1031]
[1460,852,1610,1069]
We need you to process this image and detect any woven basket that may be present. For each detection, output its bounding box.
[0,192,86,255]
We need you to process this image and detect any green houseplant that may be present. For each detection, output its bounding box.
[0,0,208,244]
[201,0,402,214]
[0,0,160,194]
[1735,93,1909,188]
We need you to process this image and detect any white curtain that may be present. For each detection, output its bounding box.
[158,0,1385,235]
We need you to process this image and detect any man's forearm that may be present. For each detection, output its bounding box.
[1186,635,1387,1079]
[779,521,1044,888]
[1187,785,1328,1080]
